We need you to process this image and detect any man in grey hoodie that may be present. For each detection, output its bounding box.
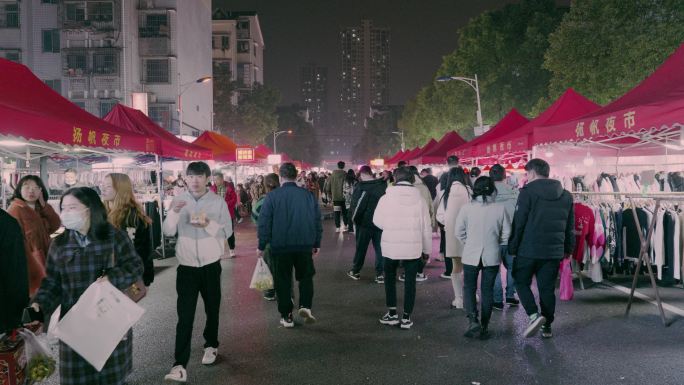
[489,164,520,310]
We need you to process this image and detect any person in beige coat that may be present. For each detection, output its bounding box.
[435,167,472,308]
[456,176,511,339]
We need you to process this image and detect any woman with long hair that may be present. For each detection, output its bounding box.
[436,167,472,309]
[8,175,61,296]
[343,169,357,233]
[32,187,143,384]
[101,173,154,286]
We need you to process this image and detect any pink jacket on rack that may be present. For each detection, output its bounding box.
[572,203,595,263]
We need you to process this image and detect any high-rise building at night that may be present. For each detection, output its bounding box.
[300,62,327,128]
[339,19,390,143]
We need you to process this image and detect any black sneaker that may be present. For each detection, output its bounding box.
[479,326,491,340]
[374,275,385,284]
[464,317,481,338]
[400,316,413,330]
[492,302,504,311]
[506,297,520,306]
[347,270,361,280]
[263,290,276,301]
[541,325,553,339]
[524,313,546,338]
[379,312,399,326]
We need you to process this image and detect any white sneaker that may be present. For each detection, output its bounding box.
[451,298,464,309]
[201,347,217,365]
[164,365,187,382]
[335,227,341,233]
[524,313,547,338]
[280,314,295,328]
[298,307,317,324]
[229,249,236,258]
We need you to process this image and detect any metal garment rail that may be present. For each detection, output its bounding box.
[571,191,684,326]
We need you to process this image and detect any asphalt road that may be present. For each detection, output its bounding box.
[46,219,684,385]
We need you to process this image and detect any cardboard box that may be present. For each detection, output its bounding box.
[0,338,26,385]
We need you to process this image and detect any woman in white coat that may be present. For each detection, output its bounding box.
[435,167,472,308]
[455,176,511,339]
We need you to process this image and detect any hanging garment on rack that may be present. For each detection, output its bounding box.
[573,203,595,264]
[661,210,676,285]
[652,209,665,279]
[589,208,606,283]
[622,208,649,260]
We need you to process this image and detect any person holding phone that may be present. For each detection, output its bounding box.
[8,175,61,296]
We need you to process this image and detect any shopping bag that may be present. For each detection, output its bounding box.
[249,257,274,291]
[52,279,145,372]
[18,328,56,384]
[559,258,574,301]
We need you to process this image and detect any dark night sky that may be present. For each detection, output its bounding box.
[212,0,527,108]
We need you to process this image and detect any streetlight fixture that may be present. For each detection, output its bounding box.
[436,74,484,135]
[177,75,212,135]
[273,129,293,154]
[391,130,405,152]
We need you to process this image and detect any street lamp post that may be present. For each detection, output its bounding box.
[392,130,405,152]
[436,74,484,135]
[177,75,212,135]
[273,129,293,154]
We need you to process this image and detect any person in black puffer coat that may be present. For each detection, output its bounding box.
[508,159,575,340]
[346,166,388,283]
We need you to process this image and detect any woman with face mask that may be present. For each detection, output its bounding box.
[101,173,154,286]
[8,175,61,296]
[31,187,143,385]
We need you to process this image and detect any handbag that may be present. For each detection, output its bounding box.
[107,251,147,303]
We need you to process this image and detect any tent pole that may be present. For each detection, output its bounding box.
[1,157,5,210]
[156,154,166,259]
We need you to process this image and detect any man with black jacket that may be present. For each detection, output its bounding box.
[0,208,28,333]
[258,163,323,328]
[508,159,575,339]
[347,166,387,283]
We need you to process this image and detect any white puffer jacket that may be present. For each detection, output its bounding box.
[436,181,471,257]
[373,182,432,260]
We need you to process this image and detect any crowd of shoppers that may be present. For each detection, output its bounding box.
[0,153,577,384]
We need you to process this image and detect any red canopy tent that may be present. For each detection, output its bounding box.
[395,147,422,164]
[535,44,684,150]
[104,104,212,160]
[385,150,406,165]
[191,131,239,162]
[406,139,438,164]
[449,109,528,158]
[412,131,467,165]
[254,144,272,160]
[0,59,154,154]
[449,109,529,159]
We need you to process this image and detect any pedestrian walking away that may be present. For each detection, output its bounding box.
[489,164,520,310]
[326,161,349,232]
[373,167,432,330]
[508,159,575,339]
[32,187,143,385]
[257,163,323,328]
[455,176,511,340]
[436,167,472,309]
[347,165,387,283]
[162,162,232,383]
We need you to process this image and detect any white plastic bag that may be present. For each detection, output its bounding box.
[18,328,56,383]
[249,257,274,291]
[53,279,145,371]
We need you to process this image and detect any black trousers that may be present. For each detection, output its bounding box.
[439,224,453,275]
[513,257,561,325]
[384,257,422,315]
[273,250,316,317]
[228,233,235,250]
[352,227,383,276]
[463,262,499,326]
[334,200,348,228]
[174,261,222,367]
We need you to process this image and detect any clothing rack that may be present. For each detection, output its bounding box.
[571,191,684,326]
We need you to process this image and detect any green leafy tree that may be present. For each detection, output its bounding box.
[353,106,404,163]
[543,0,684,105]
[212,71,239,137]
[401,0,567,146]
